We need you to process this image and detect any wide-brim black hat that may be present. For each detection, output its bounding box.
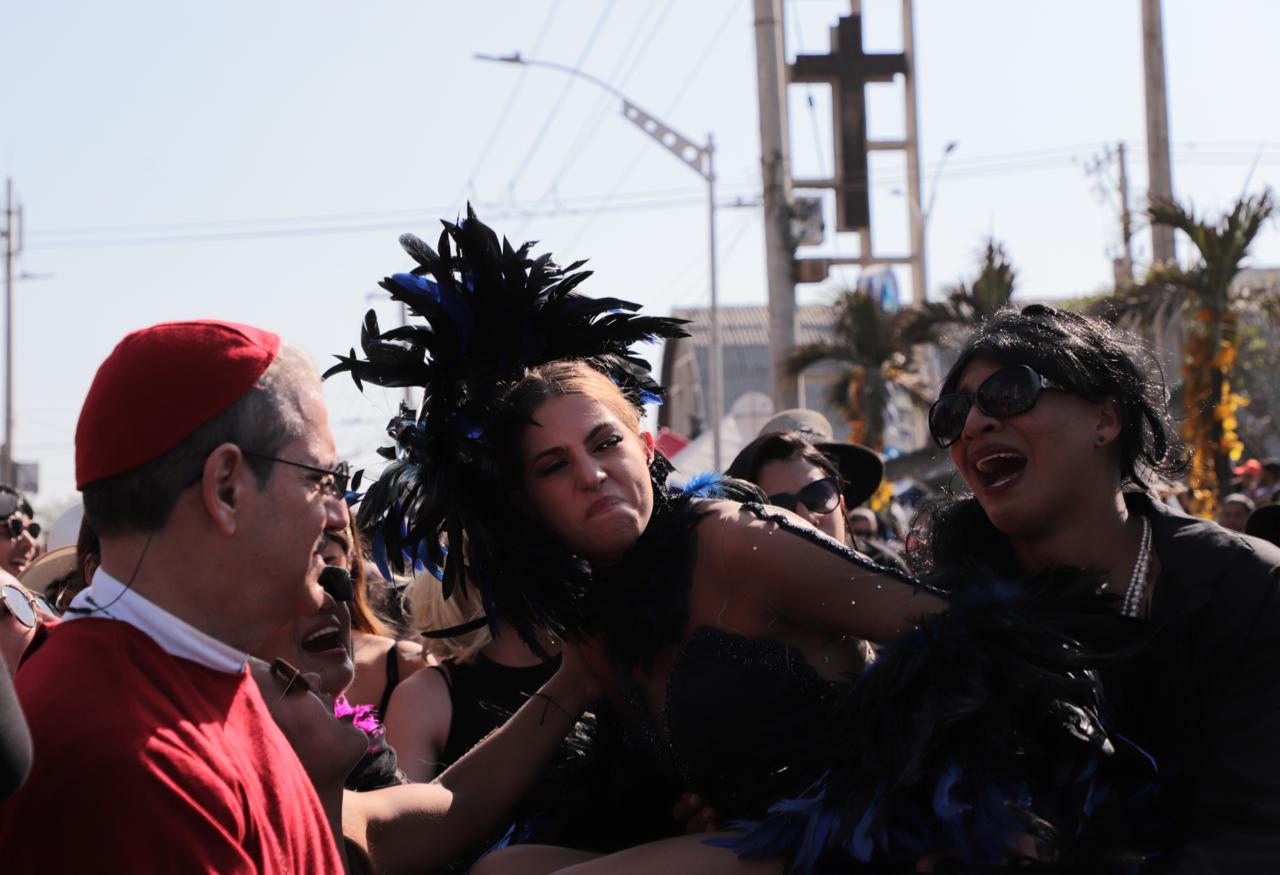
[758,409,885,509]
[815,440,886,509]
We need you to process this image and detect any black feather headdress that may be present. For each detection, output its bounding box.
[325,206,688,645]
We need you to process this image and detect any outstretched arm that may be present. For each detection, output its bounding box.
[699,500,947,643]
[349,655,599,875]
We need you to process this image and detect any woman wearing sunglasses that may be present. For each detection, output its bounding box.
[726,428,906,573]
[919,303,1280,872]
[0,488,39,577]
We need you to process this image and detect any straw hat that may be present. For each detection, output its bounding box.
[757,409,885,509]
[19,504,84,596]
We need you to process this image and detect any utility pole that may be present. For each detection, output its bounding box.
[1,180,18,487]
[1117,141,1135,284]
[1141,0,1176,264]
[753,0,799,411]
[901,0,926,302]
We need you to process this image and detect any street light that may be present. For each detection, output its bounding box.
[475,52,726,469]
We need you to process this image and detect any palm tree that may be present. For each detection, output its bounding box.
[901,237,1018,346]
[1107,190,1275,514]
[786,290,933,449]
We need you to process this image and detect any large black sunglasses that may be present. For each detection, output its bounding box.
[2,517,39,540]
[767,476,841,516]
[929,364,1063,449]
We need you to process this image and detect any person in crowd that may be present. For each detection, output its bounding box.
[847,506,878,539]
[0,320,350,872]
[256,562,411,793]
[1218,492,1255,533]
[1258,460,1280,505]
[331,213,1133,872]
[18,503,84,609]
[1233,458,1262,497]
[0,574,54,801]
[385,568,560,781]
[725,423,908,573]
[319,523,426,718]
[0,487,38,577]
[252,637,602,875]
[915,303,1280,872]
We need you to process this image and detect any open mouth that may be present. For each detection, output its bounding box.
[972,451,1027,491]
[301,622,345,654]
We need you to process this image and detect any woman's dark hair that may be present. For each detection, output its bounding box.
[916,304,1184,577]
[725,432,842,492]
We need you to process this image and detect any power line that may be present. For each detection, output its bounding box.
[510,0,679,240]
[26,143,1276,250]
[560,0,741,253]
[26,190,751,251]
[449,0,564,210]
[786,0,830,179]
[501,0,619,200]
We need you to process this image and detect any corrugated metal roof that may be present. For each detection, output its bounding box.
[670,304,839,348]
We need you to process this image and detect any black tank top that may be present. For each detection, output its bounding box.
[435,653,561,768]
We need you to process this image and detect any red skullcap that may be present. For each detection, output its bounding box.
[75,320,282,489]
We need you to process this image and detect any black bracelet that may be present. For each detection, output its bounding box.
[527,691,575,726]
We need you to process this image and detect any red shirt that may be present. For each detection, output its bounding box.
[0,618,342,874]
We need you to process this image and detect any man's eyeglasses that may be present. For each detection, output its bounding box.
[929,364,1063,449]
[767,476,842,516]
[2,517,39,540]
[1,583,56,628]
[242,451,350,498]
[270,658,317,703]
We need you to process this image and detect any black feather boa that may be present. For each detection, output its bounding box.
[718,564,1155,873]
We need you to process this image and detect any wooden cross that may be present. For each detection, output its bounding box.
[790,14,907,232]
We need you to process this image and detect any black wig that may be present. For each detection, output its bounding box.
[916,304,1185,575]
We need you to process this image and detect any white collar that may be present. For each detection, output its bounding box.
[64,566,248,673]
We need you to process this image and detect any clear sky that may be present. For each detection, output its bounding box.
[5,0,1280,507]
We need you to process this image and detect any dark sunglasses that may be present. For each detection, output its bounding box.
[3,517,39,540]
[1,583,55,628]
[929,365,1063,449]
[767,476,841,516]
[270,658,317,703]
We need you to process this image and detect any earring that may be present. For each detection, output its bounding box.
[1096,435,1106,444]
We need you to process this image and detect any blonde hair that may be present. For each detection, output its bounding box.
[505,359,642,436]
[405,567,491,663]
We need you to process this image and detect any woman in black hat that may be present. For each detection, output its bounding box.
[725,429,907,573]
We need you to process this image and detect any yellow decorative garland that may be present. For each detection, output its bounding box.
[1181,310,1247,519]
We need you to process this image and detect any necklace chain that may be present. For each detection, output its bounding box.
[1122,516,1153,618]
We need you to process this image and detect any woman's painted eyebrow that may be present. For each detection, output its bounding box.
[529,423,613,467]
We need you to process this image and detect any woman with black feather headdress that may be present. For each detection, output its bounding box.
[331,210,1142,874]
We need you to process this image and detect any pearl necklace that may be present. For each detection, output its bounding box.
[1122,516,1153,618]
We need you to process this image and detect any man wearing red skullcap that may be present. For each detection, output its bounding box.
[0,321,349,873]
